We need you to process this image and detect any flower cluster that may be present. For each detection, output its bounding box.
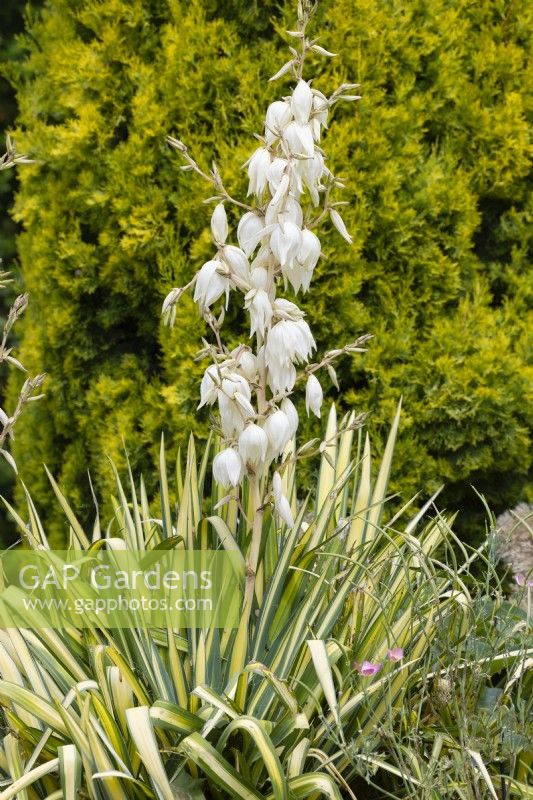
[163,4,362,526]
[353,648,404,677]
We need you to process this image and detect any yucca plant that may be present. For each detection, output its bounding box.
[1,414,531,799]
[0,2,531,800]
[0,408,485,798]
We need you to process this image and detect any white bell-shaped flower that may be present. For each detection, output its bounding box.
[283,121,315,158]
[281,397,299,437]
[239,423,268,469]
[265,319,315,393]
[217,372,252,438]
[198,364,221,408]
[266,318,316,363]
[265,195,303,228]
[291,79,313,124]
[237,211,265,257]
[193,259,229,311]
[213,447,243,488]
[298,229,321,271]
[247,147,271,197]
[232,346,257,381]
[267,158,289,194]
[221,372,251,401]
[245,288,272,337]
[264,409,291,456]
[270,222,302,268]
[265,360,297,394]
[295,151,325,205]
[219,394,246,438]
[222,245,251,284]
[211,203,228,245]
[272,471,293,527]
[245,267,273,337]
[305,373,323,418]
[264,319,316,382]
[265,100,292,144]
[284,229,321,293]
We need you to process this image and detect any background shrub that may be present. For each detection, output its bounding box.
[2,0,531,541]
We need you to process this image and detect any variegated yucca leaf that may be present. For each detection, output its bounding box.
[0,404,530,799]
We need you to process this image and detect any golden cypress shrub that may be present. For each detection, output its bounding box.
[5,0,532,540]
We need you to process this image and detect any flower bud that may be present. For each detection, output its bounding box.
[211,203,228,245]
[330,209,353,244]
[265,100,292,144]
[306,373,323,418]
[238,423,268,469]
[213,448,243,488]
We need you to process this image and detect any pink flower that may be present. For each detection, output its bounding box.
[514,574,533,587]
[353,661,382,677]
[387,647,404,662]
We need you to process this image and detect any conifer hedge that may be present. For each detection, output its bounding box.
[4,0,532,540]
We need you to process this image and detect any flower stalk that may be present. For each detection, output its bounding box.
[163,0,367,674]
